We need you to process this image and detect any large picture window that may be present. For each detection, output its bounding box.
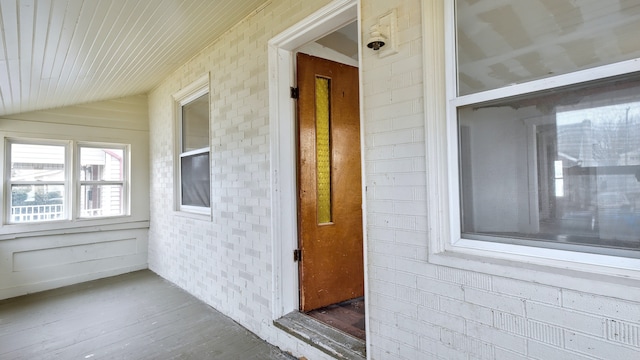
[450,1,640,257]
[174,76,211,213]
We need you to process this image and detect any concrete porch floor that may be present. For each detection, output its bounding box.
[0,270,296,360]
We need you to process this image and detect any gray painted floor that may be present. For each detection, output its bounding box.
[0,270,296,360]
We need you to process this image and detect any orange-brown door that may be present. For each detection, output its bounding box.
[296,53,364,312]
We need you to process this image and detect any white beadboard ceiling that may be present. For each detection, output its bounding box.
[0,0,268,116]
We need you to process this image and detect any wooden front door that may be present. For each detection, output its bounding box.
[296,53,364,312]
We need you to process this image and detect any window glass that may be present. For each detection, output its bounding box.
[458,75,640,254]
[6,141,129,223]
[180,152,210,208]
[80,184,124,217]
[456,1,640,95]
[10,143,65,181]
[80,147,124,181]
[178,87,210,211]
[9,143,66,223]
[182,94,209,152]
[10,184,65,223]
[78,145,126,218]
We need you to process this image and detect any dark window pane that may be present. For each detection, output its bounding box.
[181,152,210,208]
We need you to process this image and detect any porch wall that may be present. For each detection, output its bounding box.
[147,0,334,358]
[0,95,150,300]
[362,1,640,359]
[147,0,640,359]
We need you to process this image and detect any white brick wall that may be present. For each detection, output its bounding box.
[148,1,336,359]
[146,0,640,358]
[362,0,640,359]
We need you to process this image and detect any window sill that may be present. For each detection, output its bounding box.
[0,217,149,241]
[429,241,640,302]
[174,209,212,221]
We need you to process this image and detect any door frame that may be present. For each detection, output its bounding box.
[267,0,367,336]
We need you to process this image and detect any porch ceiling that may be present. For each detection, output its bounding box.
[0,0,268,116]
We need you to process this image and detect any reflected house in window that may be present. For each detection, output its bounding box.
[554,103,640,242]
[79,147,125,218]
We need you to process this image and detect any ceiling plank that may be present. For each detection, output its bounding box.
[1,0,20,107]
[30,0,52,109]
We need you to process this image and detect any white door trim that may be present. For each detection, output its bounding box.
[268,0,359,319]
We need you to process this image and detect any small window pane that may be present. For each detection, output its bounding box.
[10,144,65,181]
[80,184,124,217]
[80,147,124,181]
[181,152,210,207]
[459,75,640,254]
[10,184,65,223]
[456,0,640,95]
[182,94,209,152]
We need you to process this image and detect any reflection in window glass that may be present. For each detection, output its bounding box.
[11,143,65,181]
[78,145,126,218]
[456,0,640,95]
[9,143,66,223]
[459,76,640,254]
[554,160,564,197]
[80,185,123,217]
[80,147,124,181]
[182,94,209,152]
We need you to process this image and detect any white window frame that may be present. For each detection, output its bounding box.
[4,138,131,225]
[173,74,211,216]
[76,142,130,219]
[422,0,640,286]
[5,138,72,224]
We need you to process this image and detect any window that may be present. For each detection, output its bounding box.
[8,141,67,223]
[79,144,127,218]
[449,1,640,257]
[174,75,210,213]
[5,139,129,224]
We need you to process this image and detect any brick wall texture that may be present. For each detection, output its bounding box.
[148,0,640,359]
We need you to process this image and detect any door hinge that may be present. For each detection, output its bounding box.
[290,87,299,99]
[293,249,302,262]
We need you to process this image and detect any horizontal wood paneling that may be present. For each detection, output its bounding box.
[2,94,149,131]
[0,228,148,300]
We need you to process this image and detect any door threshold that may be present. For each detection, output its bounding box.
[274,311,366,360]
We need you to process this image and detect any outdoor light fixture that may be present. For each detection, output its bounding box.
[367,9,398,58]
[366,25,386,50]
